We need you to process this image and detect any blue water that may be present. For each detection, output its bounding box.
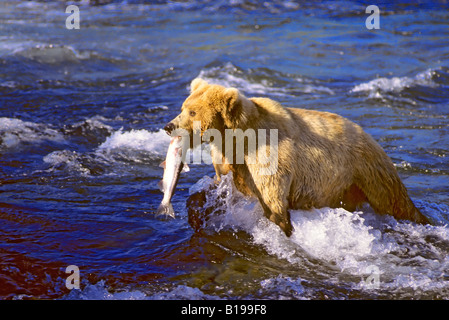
[1,0,448,300]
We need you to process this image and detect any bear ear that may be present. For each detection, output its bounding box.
[190,78,208,93]
[222,88,242,129]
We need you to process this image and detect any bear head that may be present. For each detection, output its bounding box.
[164,78,248,138]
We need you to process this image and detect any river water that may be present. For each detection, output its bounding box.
[0,0,448,299]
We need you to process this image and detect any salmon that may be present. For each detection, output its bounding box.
[157,135,189,217]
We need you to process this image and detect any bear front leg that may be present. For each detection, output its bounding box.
[264,198,293,237]
[211,145,230,184]
[213,163,222,183]
[254,189,293,237]
[258,174,293,237]
[236,164,293,236]
[212,162,230,184]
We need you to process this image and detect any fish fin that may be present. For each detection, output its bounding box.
[159,161,166,169]
[182,163,190,173]
[157,180,164,192]
[156,203,175,218]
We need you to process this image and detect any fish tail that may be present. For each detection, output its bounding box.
[156,203,175,218]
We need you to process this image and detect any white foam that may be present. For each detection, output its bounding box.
[63,280,219,300]
[0,117,64,149]
[0,81,18,88]
[289,209,379,269]
[301,84,335,95]
[351,69,438,97]
[97,128,171,156]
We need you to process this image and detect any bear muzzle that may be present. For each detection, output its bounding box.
[163,122,176,135]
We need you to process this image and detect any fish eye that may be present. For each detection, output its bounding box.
[190,110,196,117]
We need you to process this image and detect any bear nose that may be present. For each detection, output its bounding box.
[164,122,175,135]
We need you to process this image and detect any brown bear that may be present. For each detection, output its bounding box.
[164,78,429,237]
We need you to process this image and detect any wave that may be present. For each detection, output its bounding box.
[62,116,115,146]
[71,0,438,17]
[62,280,220,300]
[0,117,64,149]
[11,0,436,17]
[0,38,125,72]
[1,41,94,64]
[97,128,170,156]
[197,63,288,96]
[189,174,449,298]
[43,128,171,176]
[196,62,335,97]
[62,277,304,300]
[43,150,106,176]
[350,68,442,99]
[96,0,302,14]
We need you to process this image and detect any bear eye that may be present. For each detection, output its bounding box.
[190,110,196,117]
